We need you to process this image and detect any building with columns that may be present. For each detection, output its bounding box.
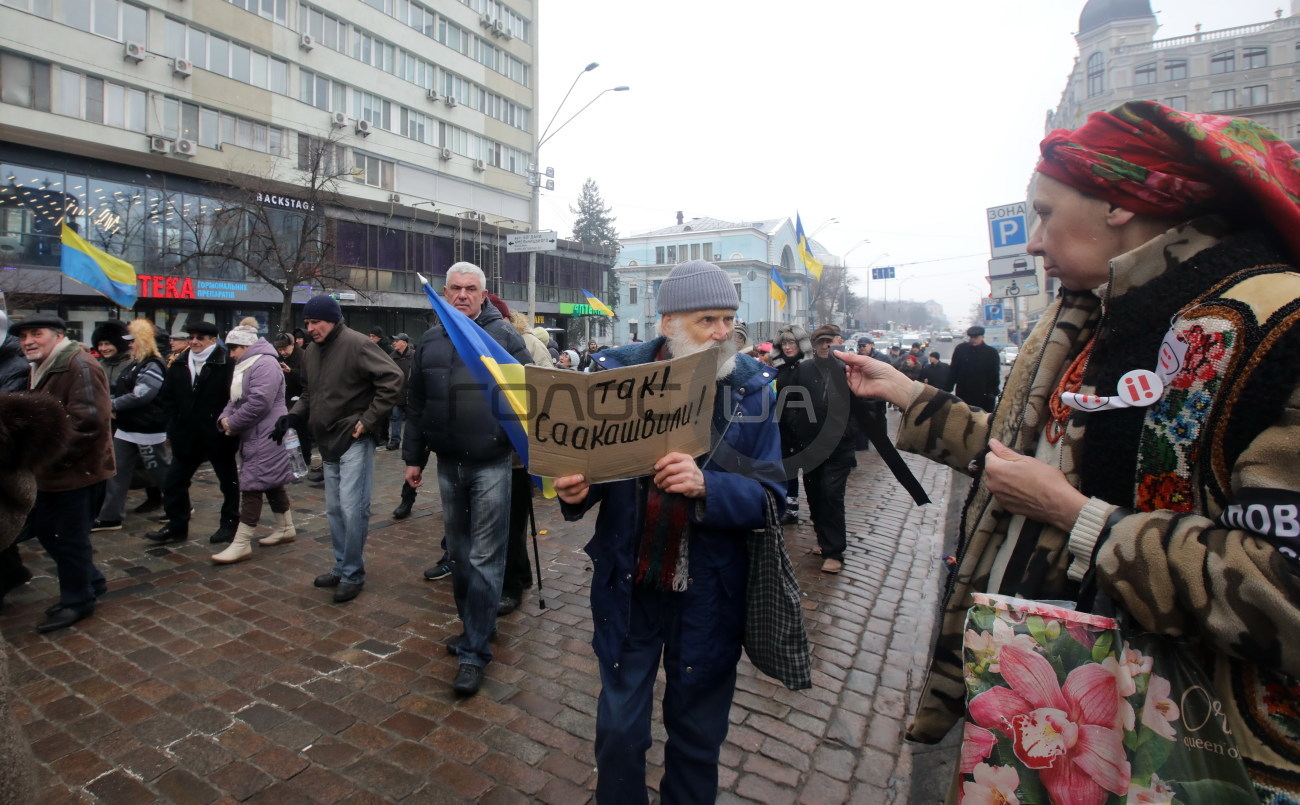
[611,213,820,345]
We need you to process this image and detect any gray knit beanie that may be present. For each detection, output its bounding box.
[657,260,738,314]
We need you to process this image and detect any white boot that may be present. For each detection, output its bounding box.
[259,511,296,546]
[212,523,255,564]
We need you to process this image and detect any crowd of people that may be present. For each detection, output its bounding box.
[1,101,1299,803]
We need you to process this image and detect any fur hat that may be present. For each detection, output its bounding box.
[91,320,131,352]
[769,324,813,369]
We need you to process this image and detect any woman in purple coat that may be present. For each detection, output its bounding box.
[213,326,296,564]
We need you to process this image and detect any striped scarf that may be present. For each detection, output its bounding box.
[635,481,691,592]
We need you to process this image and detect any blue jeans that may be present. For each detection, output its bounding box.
[594,586,739,805]
[323,438,375,585]
[388,405,405,447]
[437,454,511,668]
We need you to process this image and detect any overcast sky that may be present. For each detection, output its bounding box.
[533,0,1289,324]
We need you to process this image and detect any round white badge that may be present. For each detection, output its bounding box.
[1117,369,1163,407]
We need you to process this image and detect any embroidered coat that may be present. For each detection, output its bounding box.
[899,221,1300,798]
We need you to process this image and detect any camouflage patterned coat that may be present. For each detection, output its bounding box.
[899,220,1300,797]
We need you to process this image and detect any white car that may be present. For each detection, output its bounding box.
[1002,345,1020,365]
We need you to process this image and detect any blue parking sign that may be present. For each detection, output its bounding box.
[984,302,1004,321]
[987,202,1029,258]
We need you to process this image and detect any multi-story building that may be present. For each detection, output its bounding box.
[0,0,610,346]
[1011,0,1300,333]
[612,213,817,345]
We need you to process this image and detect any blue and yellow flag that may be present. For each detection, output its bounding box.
[794,214,823,281]
[580,288,614,317]
[60,223,137,308]
[769,269,788,310]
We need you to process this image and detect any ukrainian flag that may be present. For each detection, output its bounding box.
[795,214,823,281]
[769,269,788,310]
[581,288,614,317]
[60,223,137,309]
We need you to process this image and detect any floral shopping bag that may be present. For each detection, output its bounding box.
[959,594,1256,805]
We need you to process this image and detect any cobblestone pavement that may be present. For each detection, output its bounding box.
[6,429,953,804]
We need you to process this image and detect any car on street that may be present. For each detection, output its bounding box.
[1002,345,1020,365]
[938,332,953,342]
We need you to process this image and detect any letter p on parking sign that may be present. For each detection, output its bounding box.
[987,202,1029,258]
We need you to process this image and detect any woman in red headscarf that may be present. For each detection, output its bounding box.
[841,101,1300,801]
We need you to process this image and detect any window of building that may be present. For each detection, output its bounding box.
[351,89,391,130]
[1164,95,1188,111]
[54,68,146,131]
[733,281,742,302]
[1210,89,1236,111]
[665,245,676,263]
[353,152,394,189]
[702,242,713,261]
[1134,62,1156,85]
[1243,47,1269,69]
[164,21,288,94]
[1086,51,1104,97]
[226,0,286,24]
[628,322,638,341]
[1,0,53,17]
[297,134,345,174]
[655,246,664,264]
[1243,84,1269,105]
[691,243,701,260]
[1165,59,1187,81]
[1295,42,1300,62]
[0,52,51,111]
[300,5,346,51]
[62,0,146,42]
[628,285,637,305]
[1211,51,1235,74]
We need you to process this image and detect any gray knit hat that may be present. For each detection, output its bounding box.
[657,260,738,314]
[225,325,258,346]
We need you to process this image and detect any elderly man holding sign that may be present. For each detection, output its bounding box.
[554,260,785,804]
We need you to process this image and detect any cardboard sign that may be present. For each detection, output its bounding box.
[527,350,718,483]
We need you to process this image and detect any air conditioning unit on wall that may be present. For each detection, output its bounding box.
[173,58,192,77]
[331,111,348,128]
[444,95,458,108]
[299,33,314,51]
[473,158,486,171]
[355,119,372,136]
[438,147,452,160]
[426,88,439,102]
[124,41,145,62]
[174,138,197,157]
[149,136,173,154]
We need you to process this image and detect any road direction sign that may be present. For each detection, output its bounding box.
[991,272,1040,299]
[506,231,558,253]
[989,255,1032,277]
[871,266,895,280]
[987,202,1030,258]
[983,302,1004,322]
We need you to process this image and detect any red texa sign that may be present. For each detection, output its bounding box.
[137,275,196,299]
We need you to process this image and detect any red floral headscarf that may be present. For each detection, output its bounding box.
[1038,100,1300,263]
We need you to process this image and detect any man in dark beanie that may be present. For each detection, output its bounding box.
[554,259,785,802]
[948,325,1000,411]
[147,320,241,545]
[275,295,402,604]
[9,315,114,632]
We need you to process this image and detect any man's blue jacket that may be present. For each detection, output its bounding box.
[562,337,785,684]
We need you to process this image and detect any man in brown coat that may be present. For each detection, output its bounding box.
[10,315,114,633]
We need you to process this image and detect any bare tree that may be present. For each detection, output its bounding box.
[162,131,362,333]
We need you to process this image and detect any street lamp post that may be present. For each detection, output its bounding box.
[527,63,628,323]
[840,239,872,329]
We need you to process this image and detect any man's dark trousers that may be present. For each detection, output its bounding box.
[25,482,108,612]
[804,445,856,561]
[163,448,240,532]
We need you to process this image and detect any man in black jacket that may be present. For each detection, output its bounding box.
[785,324,869,574]
[403,262,532,697]
[948,325,1000,411]
[146,322,240,545]
[919,351,953,391]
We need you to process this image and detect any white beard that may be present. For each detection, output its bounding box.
[664,323,738,381]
